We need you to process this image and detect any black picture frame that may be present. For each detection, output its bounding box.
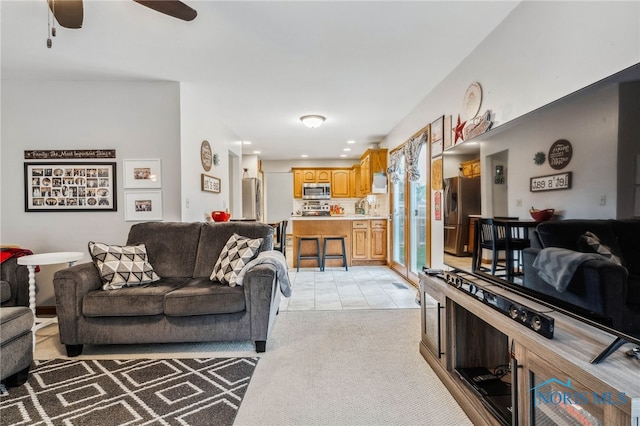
[24,162,117,212]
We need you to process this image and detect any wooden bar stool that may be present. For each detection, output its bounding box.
[296,235,322,271]
[322,235,348,271]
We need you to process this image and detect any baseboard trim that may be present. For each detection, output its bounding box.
[36,306,57,316]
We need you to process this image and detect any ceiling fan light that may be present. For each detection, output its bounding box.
[300,115,326,128]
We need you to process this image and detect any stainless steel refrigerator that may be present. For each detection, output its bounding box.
[443,176,480,256]
[242,177,262,221]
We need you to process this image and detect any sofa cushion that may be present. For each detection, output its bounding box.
[211,233,263,285]
[89,242,160,290]
[0,307,33,343]
[0,280,11,304]
[193,222,274,278]
[164,277,246,316]
[126,222,202,278]
[82,278,189,317]
[576,231,622,265]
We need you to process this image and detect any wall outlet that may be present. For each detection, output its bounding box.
[186,198,190,208]
[516,199,523,207]
[599,195,606,206]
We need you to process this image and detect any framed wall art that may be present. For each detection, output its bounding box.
[123,159,162,188]
[201,174,220,193]
[24,162,117,212]
[124,191,163,221]
[431,116,444,157]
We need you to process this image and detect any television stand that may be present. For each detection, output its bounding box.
[419,272,640,425]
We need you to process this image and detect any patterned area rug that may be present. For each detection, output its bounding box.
[0,357,258,426]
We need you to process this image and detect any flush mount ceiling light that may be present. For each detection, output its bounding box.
[300,115,326,128]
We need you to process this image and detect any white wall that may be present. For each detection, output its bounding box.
[380,1,640,269]
[1,81,182,304]
[179,83,242,222]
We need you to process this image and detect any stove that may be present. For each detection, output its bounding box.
[302,201,330,216]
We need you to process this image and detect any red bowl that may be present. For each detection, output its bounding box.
[530,208,554,222]
[211,211,231,222]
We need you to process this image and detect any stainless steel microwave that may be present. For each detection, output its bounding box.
[302,183,331,200]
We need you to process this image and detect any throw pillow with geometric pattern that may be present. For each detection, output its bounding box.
[210,233,263,286]
[576,231,623,266]
[88,241,160,290]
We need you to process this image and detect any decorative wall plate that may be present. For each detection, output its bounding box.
[463,82,482,120]
[200,140,212,172]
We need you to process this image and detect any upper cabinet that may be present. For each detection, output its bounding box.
[331,170,350,198]
[460,158,481,178]
[293,169,304,198]
[292,167,350,198]
[360,148,388,195]
[291,149,388,198]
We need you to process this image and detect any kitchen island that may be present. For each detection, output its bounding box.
[291,215,388,268]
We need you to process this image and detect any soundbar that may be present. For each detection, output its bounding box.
[444,271,554,339]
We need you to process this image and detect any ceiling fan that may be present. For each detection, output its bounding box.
[47,0,197,29]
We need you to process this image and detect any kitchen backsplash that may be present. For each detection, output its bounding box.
[292,195,388,216]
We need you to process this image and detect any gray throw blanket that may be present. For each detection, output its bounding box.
[532,247,605,292]
[236,250,292,297]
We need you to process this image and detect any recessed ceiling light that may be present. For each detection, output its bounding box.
[343,148,351,152]
[243,141,252,145]
[340,154,347,158]
[253,150,261,154]
[301,154,308,158]
[347,140,355,144]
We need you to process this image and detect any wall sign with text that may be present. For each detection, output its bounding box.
[530,172,572,192]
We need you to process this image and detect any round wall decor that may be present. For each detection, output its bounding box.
[463,82,482,120]
[548,139,572,170]
[200,140,212,171]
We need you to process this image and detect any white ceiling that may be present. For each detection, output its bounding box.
[1,0,519,160]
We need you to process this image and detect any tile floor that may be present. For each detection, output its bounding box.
[280,265,420,311]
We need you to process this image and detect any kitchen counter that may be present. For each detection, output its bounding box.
[292,216,388,268]
[290,215,388,221]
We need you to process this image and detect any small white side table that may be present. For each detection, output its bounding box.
[17,252,84,343]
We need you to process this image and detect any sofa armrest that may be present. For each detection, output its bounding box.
[0,258,29,307]
[523,247,628,326]
[53,262,102,343]
[242,263,278,341]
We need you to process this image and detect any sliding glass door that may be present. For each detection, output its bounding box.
[390,139,430,284]
[409,145,428,281]
[390,153,407,276]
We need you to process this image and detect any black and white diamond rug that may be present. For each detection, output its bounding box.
[0,357,258,426]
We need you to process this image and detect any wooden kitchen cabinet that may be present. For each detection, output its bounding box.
[302,170,317,182]
[293,169,303,198]
[316,169,331,182]
[352,221,369,260]
[350,165,362,198]
[360,148,388,195]
[460,158,481,178]
[369,220,387,260]
[331,170,350,198]
[351,219,387,264]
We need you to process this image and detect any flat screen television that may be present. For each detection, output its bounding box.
[442,62,640,350]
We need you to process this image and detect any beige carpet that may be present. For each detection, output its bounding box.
[35,309,471,425]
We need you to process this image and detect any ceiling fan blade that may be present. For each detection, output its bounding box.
[132,1,197,22]
[48,0,83,29]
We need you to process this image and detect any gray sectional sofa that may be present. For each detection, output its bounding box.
[53,221,283,356]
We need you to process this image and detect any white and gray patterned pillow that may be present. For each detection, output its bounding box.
[576,231,623,266]
[211,233,263,286]
[89,241,160,290]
